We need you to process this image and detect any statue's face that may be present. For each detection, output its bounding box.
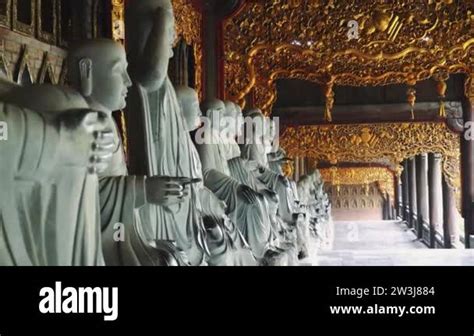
[93,50,132,111]
[209,101,226,131]
[164,10,177,58]
[182,91,202,131]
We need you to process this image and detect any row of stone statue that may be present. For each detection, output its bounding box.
[0,0,333,266]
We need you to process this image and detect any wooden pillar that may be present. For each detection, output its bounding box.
[462,77,474,248]
[416,154,429,240]
[442,175,459,248]
[408,157,418,229]
[396,176,403,219]
[428,153,443,248]
[402,160,410,221]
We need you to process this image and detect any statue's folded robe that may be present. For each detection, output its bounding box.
[0,86,104,266]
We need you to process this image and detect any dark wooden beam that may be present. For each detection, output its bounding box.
[274,101,463,125]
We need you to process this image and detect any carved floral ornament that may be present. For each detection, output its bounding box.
[319,166,395,201]
[280,121,461,190]
[223,0,473,114]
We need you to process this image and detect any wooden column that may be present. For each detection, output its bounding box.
[416,154,429,240]
[442,175,459,248]
[462,77,474,248]
[402,160,410,221]
[396,176,403,219]
[408,157,418,229]
[428,153,443,248]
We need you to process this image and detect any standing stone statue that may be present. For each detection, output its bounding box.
[126,0,207,265]
[176,86,256,266]
[64,39,191,266]
[0,77,115,266]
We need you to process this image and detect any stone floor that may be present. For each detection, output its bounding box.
[307,220,474,266]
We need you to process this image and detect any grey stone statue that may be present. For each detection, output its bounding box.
[126,0,207,265]
[176,86,256,266]
[0,63,117,266]
[65,39,191,266]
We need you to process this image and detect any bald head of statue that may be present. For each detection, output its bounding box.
[200,98,226,130]
[175,85,202,132]
[67,39,132,112]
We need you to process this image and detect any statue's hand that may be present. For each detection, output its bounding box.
[145,176,193,206]
[58,110,114,174]
[237,185,258,204]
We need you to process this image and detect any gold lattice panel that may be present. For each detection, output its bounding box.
[223,0,474,113]
[280,121,461,189]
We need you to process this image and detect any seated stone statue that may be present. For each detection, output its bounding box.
[176,85,257,266]
[126,0,208,265]
[0,75,116,266]
[195,99,282,262]
[64,39,191,266]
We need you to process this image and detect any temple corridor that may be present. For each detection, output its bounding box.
[308,221,474,266]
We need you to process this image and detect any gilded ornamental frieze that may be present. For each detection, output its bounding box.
[223,0,473,113]
[280,121,461,189]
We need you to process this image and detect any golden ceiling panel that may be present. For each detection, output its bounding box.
[223,0,473,113]
[280,121,461,189]
[173,0,203,99]
[320,167,395,201]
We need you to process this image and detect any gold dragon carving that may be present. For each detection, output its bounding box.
[280,121,461,190]
[320,167,395,202]
[223,0,473,114]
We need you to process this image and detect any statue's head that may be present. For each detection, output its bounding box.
[126,0,176,61]
[243,108,266,145]
[175,85,202,132]
[222,101,243,137]
[67,39,132,112]
[201,98,225,130]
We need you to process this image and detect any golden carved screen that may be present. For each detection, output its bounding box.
[320,167,395,202]
[223,0,473,114]
[280,121,461,190]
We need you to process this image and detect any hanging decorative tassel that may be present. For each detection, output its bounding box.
[324,82,335,123]
[407,87,416,120]
[435,73,448,118]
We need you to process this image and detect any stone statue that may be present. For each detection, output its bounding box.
[196,98,283,261]
[65,39,191,266]
[175,86,256,266]
[126,0,207,265]
[0,69,117,266]
[297,171,334,255]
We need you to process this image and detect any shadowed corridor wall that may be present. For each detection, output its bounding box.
[326,183,384,221]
